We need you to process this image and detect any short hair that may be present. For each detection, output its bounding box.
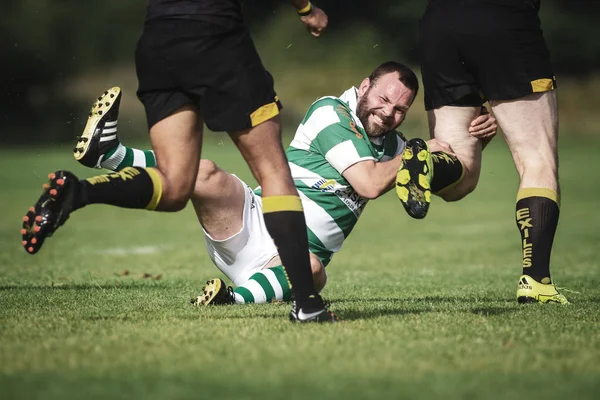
[368,61,419,98]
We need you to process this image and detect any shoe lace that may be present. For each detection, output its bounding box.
[226,286,236,304]
[555,285,580,294]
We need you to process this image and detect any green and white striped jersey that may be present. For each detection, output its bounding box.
[282,87,406,266]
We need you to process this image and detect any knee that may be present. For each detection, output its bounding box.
[310,255,327,293]
[195,160,219,187]
[159,172,196,211]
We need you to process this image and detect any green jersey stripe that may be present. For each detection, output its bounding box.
[306,227,333,267]
[289,161,367,221]
[298,191,345,252]
[289,105,341,151]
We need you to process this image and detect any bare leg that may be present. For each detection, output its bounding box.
[491,91,564,300]
[490,92,559,192]
[428,106,482,200]
[229,116,296,196]
[149,105,203,211]
[191,160,246,241]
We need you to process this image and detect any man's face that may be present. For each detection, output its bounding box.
[356,72,415,138]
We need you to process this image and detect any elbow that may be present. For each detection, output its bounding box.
[354,185,383,200]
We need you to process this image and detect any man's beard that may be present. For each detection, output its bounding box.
[356,91,389,137]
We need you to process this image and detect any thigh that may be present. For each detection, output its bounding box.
[428,106,483,174]
[490,91,558,189]
[203,185,279,286]
[192,161,247,241]
[149,106,203,209]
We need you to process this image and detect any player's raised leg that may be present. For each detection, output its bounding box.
[491,91,567,304]
[229,116,336,322]
[21,105,201,254]
[427,106,482,201]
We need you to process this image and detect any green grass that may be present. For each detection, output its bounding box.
[1,137,599,400]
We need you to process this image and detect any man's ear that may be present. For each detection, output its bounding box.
[358,78,370,97]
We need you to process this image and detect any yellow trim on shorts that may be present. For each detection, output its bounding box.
[262,195,303,213]
[250,101,280,127]
[297,2,312,14]
[531,78,555,93]
[145,167,163,210]
[517,188,560,207]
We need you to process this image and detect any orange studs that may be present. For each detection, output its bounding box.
[48,173,55,180]
[43,184,50,190]
[22,240,27,246]
[23,216,29,222]
[49,189,57,196]
[28,247,34,253]
[56,179,65,185]
[35,216,42,222]
[31,238,37,244]
[34,226,41,232]
[29,207,35,212]
[20,229,26,235]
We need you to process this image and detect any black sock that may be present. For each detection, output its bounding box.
[431,152,464,194]
[516,188,560,283]
[261,195,322,310]
[77,167,163,210]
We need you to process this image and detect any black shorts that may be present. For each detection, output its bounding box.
[419,0,556,110]
[135,19,282,131]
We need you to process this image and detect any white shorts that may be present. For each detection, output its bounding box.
[202,176,278,286]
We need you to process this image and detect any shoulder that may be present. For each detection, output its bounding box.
[305,97,354,123]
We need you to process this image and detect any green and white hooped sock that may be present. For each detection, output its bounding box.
[101,144,156,171]
[233,265,292,304]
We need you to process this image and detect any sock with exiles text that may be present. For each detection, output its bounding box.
[233,265,292,304]
[75,167,163,211]
[516,188,560,283]
[261,195,322,310]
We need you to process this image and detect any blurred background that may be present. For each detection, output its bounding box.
[1,0,599,146]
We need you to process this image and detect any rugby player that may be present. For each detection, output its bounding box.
[70,62,497,305]
[20,0,339,322]
[412,0,567,303]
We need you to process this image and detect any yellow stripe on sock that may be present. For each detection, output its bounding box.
[517,188,560,207]
[145,167,163,210]
[250,101,280,127]
[262,195,303,213]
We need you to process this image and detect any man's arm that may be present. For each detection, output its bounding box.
[342,157,403,200]
[290,1,328,37]
[342,138,457,200]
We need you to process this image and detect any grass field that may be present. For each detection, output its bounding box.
[1,136,599,400]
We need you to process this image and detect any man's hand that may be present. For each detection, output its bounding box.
[468,107,497,141]
[300,6,328,37]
